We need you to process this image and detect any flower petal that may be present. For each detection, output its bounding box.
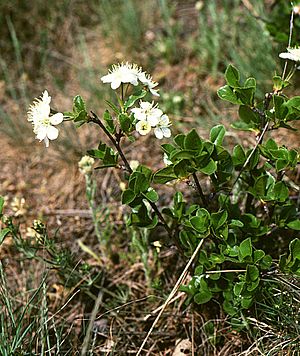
[50,113,63,125]
[154,127,163,139]
[150,88,160,96]
[279,53,295,60]
[148,116,159,127]
[42,90,51,105]
[36,126,47,141]
[111,79,121,90]
[162,127,171,138]
[101,73,113,83]
[46,126,59,140]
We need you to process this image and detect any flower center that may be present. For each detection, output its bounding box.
[42,117,50,125]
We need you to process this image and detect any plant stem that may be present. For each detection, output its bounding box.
[192,172,208,206]
[90,111,131,172]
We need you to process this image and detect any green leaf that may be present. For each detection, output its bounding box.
[246,265,259,281]
[0,228,10,245]
[260,255,272,270]
[105,100,119,114]
[284,96,300,114]
[273,95,288,120]
[265,138,278,150]
[74,110,87,123]
[235,87,255,106]
[130,172,150,194]
[194,289,213,304]
[174,134,185,148]
[287,220,300,231]
[174,159,191,177]
[232,145,246,166]
[153,166,177,184]
[73,95,86,113]
[229,219,244,228]
[252,175,269,198]
[231,120,258,132]
[63,111,74,118]
[217,85,242,104]
[72,95,88,123]
[225,64,240,87]
[211,210,228,230]
[276,159,288,172]
[273,181,289,202]
[238,105,259,124]
[184,129,203,151]
[234,282,244,296]
[124,90,147,110]
[241,297,253,309]
[103,110,115,134]
[170,149,197,161]
[199,159,217,175]
[190,209,210,233]
[103,147,118,166]
[289,239,300,260]
[143,188,159,203]
[210,125,226,145]
[118,113,131,132]
[161,143,176,156]
[244,77,256,89]
[239,238,252,260]
[194,279,213,304]
[253,250,265,263]
[121,189,136,205]
[87,149,105,159]
[273,75,289,91]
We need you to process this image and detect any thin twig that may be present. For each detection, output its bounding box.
[192,172,208,206]
[230,121,269,193]
[90,111,131,172]
[136,238,205,356]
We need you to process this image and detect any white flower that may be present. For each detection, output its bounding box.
[294,5,300,15]
[279,47,300,62]
[154,114,171,139]
[172,95,183,104]
[27,90,63,147]
[132,101,163,126]
[78,155,95,175]
[100,62,141,89]
[129,160,139,171]
[136,120,152,136]
[163,153,172,166]
[138,72,160,96]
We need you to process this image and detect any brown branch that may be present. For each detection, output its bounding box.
[192,172,208,207]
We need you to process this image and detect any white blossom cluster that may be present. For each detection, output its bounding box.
[132,101,171,139]
[101,62,159,96]
[27,63,171,146]
[78,155,95,175]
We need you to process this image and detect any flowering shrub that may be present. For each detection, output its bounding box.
[23,52,300,329]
